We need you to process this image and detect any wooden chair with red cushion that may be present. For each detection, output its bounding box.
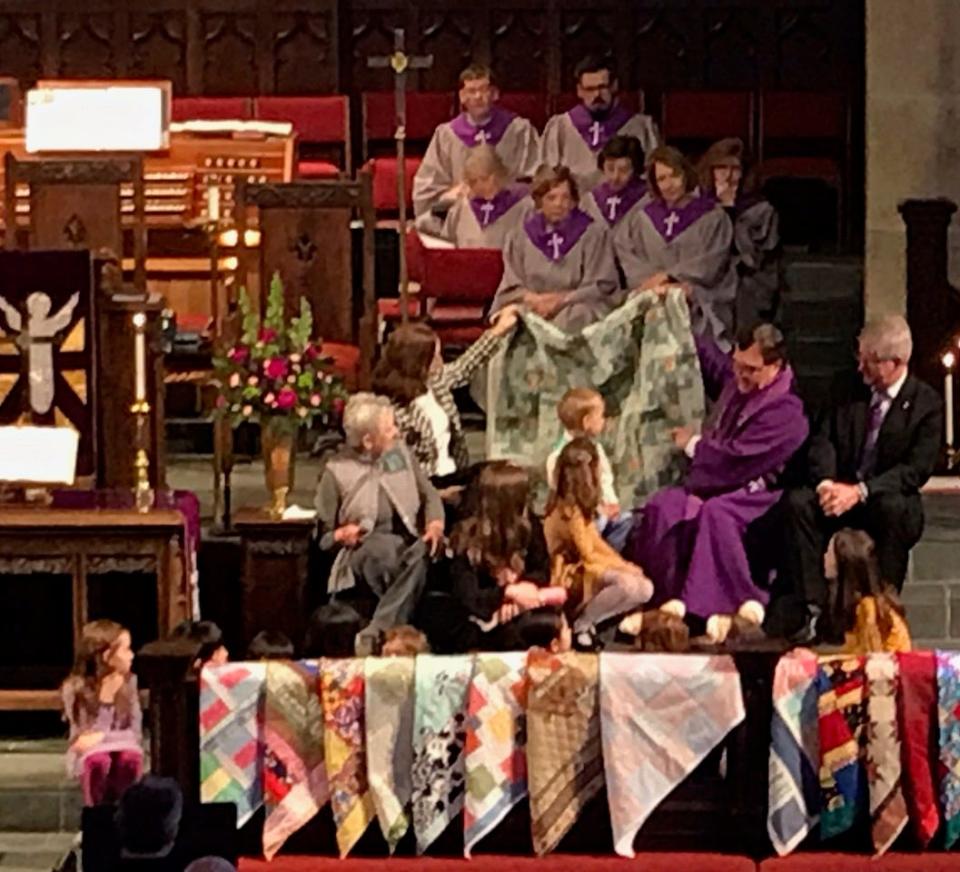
[660,90,755,159]
[376,229,425,328]
[254,95,351,179]
[758,90,848,244]
[361,91,456,216]
[171,96,253,122]
[421,247,504,347]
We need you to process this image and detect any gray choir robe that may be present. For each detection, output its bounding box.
[731,198,781,329]
[435,193,533,249]
[412,115,541,217]
[582,190,648,266]
[490,216,619,332]
[540,110,660,194]
[617,200,737,350]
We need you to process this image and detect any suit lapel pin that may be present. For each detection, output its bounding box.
[903,399,910,410]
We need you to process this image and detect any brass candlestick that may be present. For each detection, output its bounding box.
[131,311,153,513]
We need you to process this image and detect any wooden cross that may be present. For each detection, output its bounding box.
[367,29,434,322]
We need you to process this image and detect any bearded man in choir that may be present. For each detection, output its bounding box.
[618,145,738,350]
[697,138,782,330]
[416,146,531,248]
[581,134,648,255]
[629,323,808,636]
[541,55,660,194]
[413,63,540,219]
[490,164,619,332]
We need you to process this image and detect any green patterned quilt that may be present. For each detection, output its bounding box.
[485,289,705,507]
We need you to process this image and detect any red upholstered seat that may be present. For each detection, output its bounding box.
[661,90,754,154]
[365,156,421,213]
[240,853,757,871]
[171,96,252,121]
[319,341,361,390]
[759,853,960,871]
[362,91,455,144]
[499,92,550,132]
[297,160,341,179]
[376,297,423,321]
[419,246,503,346]
[406,229,427,284]
[255,95,351,178]
[759,156,842,185]
[176,313,212,334]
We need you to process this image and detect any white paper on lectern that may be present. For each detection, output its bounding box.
[26,86,166,152]
[0,426,78,484]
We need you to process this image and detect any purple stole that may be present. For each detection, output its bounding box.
[644,194,716,242]
[591,179,647,226]
[468,186,526,228]
[449,106,517,148]
[567,103,634,151]
[708,365,795,442]
[524,208,593,263]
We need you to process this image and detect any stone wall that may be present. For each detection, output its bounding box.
[866,0,960,317]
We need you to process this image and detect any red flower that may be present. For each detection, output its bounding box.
[227,346,249,364]
[259,327,278,343]
[216,395,227,408]
[276,387,297,410]
[303,343,319,361]
[332,397,345,417]
[264,357,288,380]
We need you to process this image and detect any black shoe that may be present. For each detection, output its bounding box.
[574,627,601,652]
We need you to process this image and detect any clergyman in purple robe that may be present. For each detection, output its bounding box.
[629,322,809,632]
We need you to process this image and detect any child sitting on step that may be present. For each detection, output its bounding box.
[545,438,653,650]
[61,619,143,806]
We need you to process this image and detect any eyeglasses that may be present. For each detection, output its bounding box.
[579,84,612,95]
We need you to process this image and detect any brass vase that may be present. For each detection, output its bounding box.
[262,419,296,519]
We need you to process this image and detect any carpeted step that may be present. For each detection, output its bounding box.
[760,852,960,871]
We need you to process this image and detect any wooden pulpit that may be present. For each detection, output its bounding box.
[236,175,377,383]
[3,154,147,293]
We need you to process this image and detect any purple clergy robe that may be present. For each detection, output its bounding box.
[631,336,809,618]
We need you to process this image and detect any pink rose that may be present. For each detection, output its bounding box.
[263,392,276,405]
[228,372,241,388]
[276,387,297,410]
[258,327,278,343]
[247,375,258,386]
[264,358,288,380]
[227,346,249,364]
[309,393,321,407]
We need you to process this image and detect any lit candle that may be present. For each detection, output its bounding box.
[209,184,221,222]
[133,312,147,402]
[943,351,955,448]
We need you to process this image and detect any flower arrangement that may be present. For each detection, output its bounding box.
[214,272,348,434]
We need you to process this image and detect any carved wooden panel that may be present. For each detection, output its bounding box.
[704,8,763,90]
[631,9,693,95]
[348,7,408,93]
[0,13,42,87]
[201,11,258,95]
[130,10,188,93]
[273,10,337,94]
[57,13,117,79]
[490,9,549,92]
[559,9,619,89]
[776,7,847,91]
[417,10,474,92]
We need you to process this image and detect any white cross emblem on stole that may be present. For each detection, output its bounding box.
[606,195,621,222]
[474,128,490,144]
[589,121,602,147]
[548,232,564,260]
[664,212,680,237]
[479,202,495,226]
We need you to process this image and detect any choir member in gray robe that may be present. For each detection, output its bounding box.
[617,145,737,350]
[315,393,444,655]
[697,138,782,329]
[412,63,540,218]
[415,145,532,248]
[490,164,619,332]
[629,324,808,624]
[580,134,648,272]
[541,55,660,194]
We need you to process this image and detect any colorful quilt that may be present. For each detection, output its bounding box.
[767,648,820,856]
[364,656,416,853]
[463,652,528,857]
[199,662,266,827]
[526,649,603,856]
[261,660,328,860]
[897,650,940,847]
[320,658,375,858]
[486,289,704,506]
[599,652,745,858]
[865,654,907,855]
[937,649,960,848]
[411,654,473,854]
[816,656,868,841]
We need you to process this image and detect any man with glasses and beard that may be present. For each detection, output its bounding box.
[779,315,942,642]
[541,55,660,194]
[627,323,807,639]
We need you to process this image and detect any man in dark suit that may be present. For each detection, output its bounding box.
[781,314,943,637]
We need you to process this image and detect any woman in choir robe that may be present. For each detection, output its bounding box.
[417,145,530,249]
[697,138,782,330]
[617,145,737,350]
[490,164,619,333]
[581,135,648,248]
